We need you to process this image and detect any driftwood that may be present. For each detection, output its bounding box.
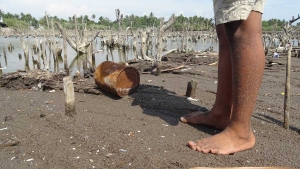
[163,49,177,57]
[0,141,20,149]
[142,65,187,74]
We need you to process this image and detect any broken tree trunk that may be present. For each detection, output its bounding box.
[55,18,100,54]
[19,35,29,67]
[156,14,177,76]
[63,28,69,76]
[41,40,49,70]
[139,30,148,60]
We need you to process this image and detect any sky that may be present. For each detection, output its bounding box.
[1,0,300,25]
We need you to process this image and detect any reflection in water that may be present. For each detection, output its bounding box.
[0,61,2,76]
[18,53,22,60]
[69,53,87,73]
[0,35,226,75]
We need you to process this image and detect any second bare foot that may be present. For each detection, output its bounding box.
[187,126,255,155]
[180,110,230,130]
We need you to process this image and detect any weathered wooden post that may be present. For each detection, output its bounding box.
[63,76,76,116]
[282,14,300,130]
[19,35,29,68]
[91,42,96,69]
[186,80,198,98]
[3,47,7,66]
[284,45,291,129]
[41,40,49,70]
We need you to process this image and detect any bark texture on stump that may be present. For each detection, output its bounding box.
[186,80,197,98]
[63,76,76,116]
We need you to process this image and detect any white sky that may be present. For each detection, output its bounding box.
[1,0,300,24]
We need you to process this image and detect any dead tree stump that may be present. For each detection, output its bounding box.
[63,76,76,116]
[186,80,197,98]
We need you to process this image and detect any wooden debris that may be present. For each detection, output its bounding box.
[0,142,20,149]
[63,76,76,116]
[186,80,198,98]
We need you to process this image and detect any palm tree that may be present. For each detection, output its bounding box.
[91,14,96,22]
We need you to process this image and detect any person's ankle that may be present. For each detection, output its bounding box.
[209,107,231,120]
[226,122,254,139]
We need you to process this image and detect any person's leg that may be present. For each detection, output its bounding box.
[180,24,233,130]
[182,11,265,155]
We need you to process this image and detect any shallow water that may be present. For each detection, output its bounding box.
[0,36,218,75]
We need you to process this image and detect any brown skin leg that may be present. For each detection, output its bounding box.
[180,24,232,130]
[180,11,265,155]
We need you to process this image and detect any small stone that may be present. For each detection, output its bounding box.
[5,116,14,121]
[105,153,113,157]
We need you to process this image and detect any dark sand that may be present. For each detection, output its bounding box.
[0,54,299,169]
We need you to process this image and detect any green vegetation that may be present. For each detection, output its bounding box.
[0,10,299,31]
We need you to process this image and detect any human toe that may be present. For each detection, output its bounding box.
[180,114,193,123]
[187,141,198,150]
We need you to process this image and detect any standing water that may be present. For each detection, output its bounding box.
[0,35,219,75]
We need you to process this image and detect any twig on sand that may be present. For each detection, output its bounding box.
[208,61,218,66]
[0,142,20,149]
[143,65,187,74]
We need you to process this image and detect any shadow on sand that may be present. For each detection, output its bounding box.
[127,84,222,135]
[253,114,300,133]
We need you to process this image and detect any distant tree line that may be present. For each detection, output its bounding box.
[1,10,299,31]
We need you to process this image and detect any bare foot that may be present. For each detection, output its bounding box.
[187,126,255,155]
[180,110,230,130]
